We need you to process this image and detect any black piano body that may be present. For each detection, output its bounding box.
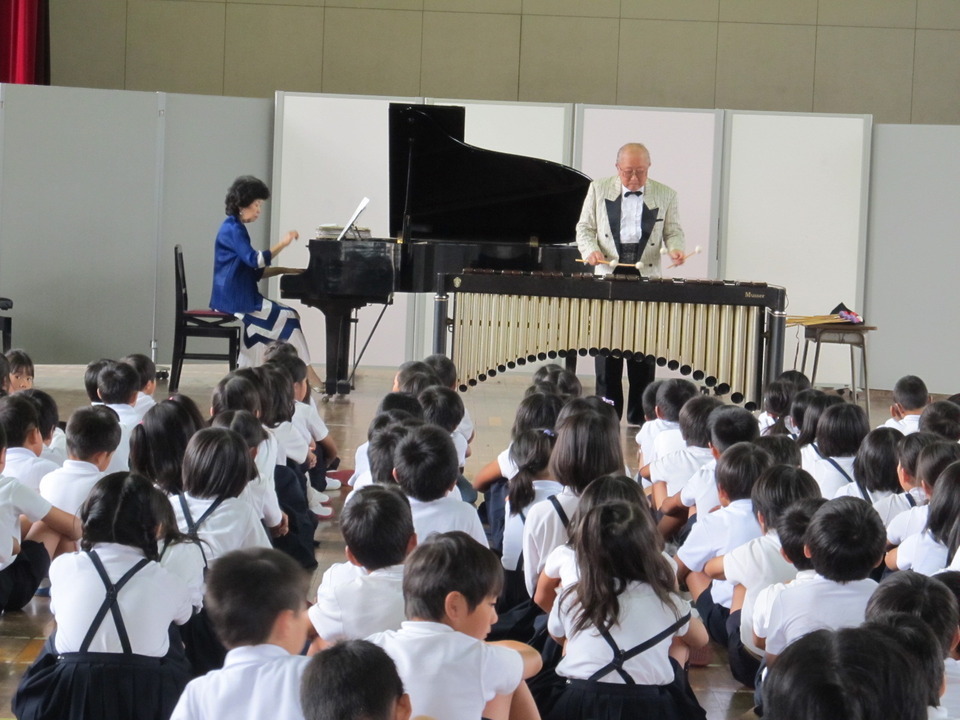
[281,103,592,395]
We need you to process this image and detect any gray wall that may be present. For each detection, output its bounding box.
[0,85,272,364]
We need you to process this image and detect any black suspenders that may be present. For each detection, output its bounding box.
[177,493,224,569]
[588,613,692,684]
[548,495,570,529]
[80,550,151,654]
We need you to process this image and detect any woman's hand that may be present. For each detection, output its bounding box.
[270,230,299,257]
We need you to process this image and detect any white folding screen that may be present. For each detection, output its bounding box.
[721,111,871,386]
[574,105,723,280]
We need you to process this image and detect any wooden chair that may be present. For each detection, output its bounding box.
[170,245,240,393]
[0,297,11,354]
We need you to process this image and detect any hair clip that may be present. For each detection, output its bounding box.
[541,428,556,437]
[599,396,616,407]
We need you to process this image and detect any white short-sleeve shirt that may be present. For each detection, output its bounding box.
[159,539,206,611]
[309,562,406,642]
[880,414,920,435]
[763,574,877,656]
[3,447,60,493]
[349,442,370,487]
[452,432,468,468]
[293,401,329,443]
[873,487,926,529]
[636,419,676,465]
[133,392,157,422]
[496,444,518,481]
[810,455,856,498]
[679,459,719,514]
[832,483,893,505]
[38,460,104,516]
[752,569,818,641]
[888,505,930,546]
[653,446,713,497]
[0,475,52,569]
[522,486,579,595]
[676,499,762,608]
[50,542,192,655]
[501,479,563,572]
[455,408,474,445]
[104,403,139,474]
[170,644,311,720]
[652,427,685,464]
[170,494,271,563]
[407,495,487,547]
[368,621,523,720]
[896,529,950,575]
[273,420,309,465]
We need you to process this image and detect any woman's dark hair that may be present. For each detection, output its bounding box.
[926,461,960,560]
[80,472,161,561]
[507,428,557,515]
[815,402,869,458]
[549,409,623,494]
[853,427,902,495]
[224,175,270,217]
[211,372,261,418]
[796,393,843,447]
[789,388,823,438]
[182,427,255,500]
[130,398,205,494]
[762,627,927,720]
[563,501,676,634]
[511,392,563,438]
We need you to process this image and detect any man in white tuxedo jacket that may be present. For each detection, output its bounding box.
[575,143,685,423]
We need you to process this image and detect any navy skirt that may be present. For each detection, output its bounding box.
[13,636,191,720]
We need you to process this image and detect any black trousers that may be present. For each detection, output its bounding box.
[594,355,655,424]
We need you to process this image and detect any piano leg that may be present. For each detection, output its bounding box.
[322,302,357,396]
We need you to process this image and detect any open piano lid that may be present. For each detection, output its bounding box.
[389,103,592,245]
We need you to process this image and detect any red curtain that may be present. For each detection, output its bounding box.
[0,0,49,85]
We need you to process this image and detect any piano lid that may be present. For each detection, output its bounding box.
[389,104,592,245]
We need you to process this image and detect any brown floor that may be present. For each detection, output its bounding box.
[0,362,894,719]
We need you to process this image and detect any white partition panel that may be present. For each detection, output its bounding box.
[272,93,420,374]
[575,105,723,280]
[722,111,871,387]
[866,124,960,394]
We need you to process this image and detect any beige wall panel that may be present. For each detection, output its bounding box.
[224,4,324,97]
[421,12,520,101]
[716,23,815,111]
[521,0,619,18]
[813,27,914,123]
[518,16,619,103]
[620,0,719,22]
[918,0,960,30]
[229,0,322,6]
[126,1,226,94]
[325,0,421,9]
[321,8,422,95]
[718,0,817,25]
[617,20,717,108]
[49,0,127,90]
[424,0,520,12]
[912,30,960,123]
[818,0,917,28]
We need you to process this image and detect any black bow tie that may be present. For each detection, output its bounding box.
[624,191,642,197]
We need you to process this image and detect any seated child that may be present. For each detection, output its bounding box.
[97,360,142,473]
[634,380,664,471]
[170,548,312,720]
[349,394,423,489]
[753,435,801,466]
[786,387,823,440]
[676,442,771,646]
[418,385,475,503]
[392,360,441,398]
[0,354,9,396]
[928,571,960,716]
[873,431,939,528]
[368,532,540,720]
[347,414,420,499]
[887,441,960,547]
[881,374,930,435]
[807,402,869,498]
[646,379,699,464]
[300,640,411,720]
[920,400,960,441]
[762,496,886,664]
[425,353,474,445]
[6,348,33,391]
[706,465,820,687]
[887,461,960,574]
[20,389,66,467]
[39,406,120,516]
[394,424,487,547]
[122,353,158,421]
[832,426,902,502]
[309,485,414,645]
[0,394,59,491]
[82,358,112,404]
[756,378,795,436]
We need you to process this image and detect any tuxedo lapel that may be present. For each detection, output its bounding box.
[604,196,622,251]
[640,202,660,243]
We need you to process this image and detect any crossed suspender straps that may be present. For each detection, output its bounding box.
[80,550,151,655]
[588,613,691,684]
[177,493,224,569]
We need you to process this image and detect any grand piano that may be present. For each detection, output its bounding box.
[280,103,593,396]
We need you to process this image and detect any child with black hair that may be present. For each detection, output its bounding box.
[97,360,142,473]
[757,378,795,436]
[797,393,844,472]
[6,348,33,391]
[881,374,931,434]
[419,385,476,504]
[929,570,960,715]
[705,465,820,686]
[753,435,801,466]
[921,400,960,441]
[547,501,707,720]
[762,625,928,720]
[19,388,66,467]
[13,472,192,720]
[676,442,772,646]
[368,532,540,720]
[0,353,10,396]
[887,441,960,547]
[832,426,902,502]
[786,387,822,439]
[0,394,59,491]
[392,360,441,398]
[349,408,418,492]
[130,397,206,495]
[425,353,475,445]
[122,353,158,421]
[169,548,312,720]
[762,496,886,664]
[873,431,940,528]
[300,640,411,720]
[39,405,121,516]
[394,424,487,546]
[889,461,960,574]
[82,358,112,404]
[647,379,699,464]
[310,485,415,646]
[808,402,870,498]
[348,393,423,490]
